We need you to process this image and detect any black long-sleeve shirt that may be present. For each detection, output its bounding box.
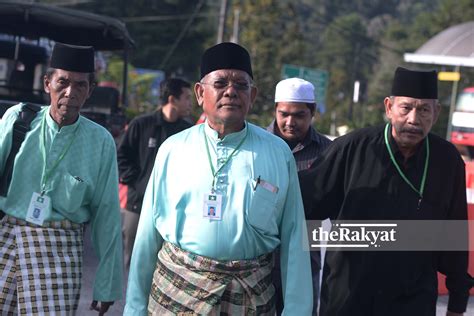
[308,124,469,316]
[117,109,192,213]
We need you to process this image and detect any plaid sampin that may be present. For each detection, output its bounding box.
[0,215,83,315]
[148,241,275,316]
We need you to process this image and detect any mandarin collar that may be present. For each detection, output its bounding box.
[46,106,81,133]
[204,120,248,143]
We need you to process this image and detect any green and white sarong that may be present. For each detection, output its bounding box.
[148,241,275,316]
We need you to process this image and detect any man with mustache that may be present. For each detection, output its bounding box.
[267,78,331,315]
[125,42,312,315]
[309,67,469,316]
[0,43,122,315]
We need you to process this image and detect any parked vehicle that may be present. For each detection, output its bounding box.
[0,1,134,138]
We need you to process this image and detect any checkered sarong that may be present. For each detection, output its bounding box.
[0,214,83,315]
[148,241,275,316]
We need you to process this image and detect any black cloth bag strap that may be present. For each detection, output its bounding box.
[0,103,41,196]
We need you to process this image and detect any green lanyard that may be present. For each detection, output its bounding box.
[204,126,248,192]
[384,123,429,208]
[39,112,78,195]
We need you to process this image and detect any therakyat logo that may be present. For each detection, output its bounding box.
[311,223,397,248]
[306,220,471,251]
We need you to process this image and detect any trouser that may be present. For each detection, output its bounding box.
[120,208,140,269]
[0,214,83,315]
[273,248,320,316]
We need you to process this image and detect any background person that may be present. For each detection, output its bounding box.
[117,78,192,269]
[267,77,331,315]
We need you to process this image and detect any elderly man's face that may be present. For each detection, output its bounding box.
[384,96,440,150]
[195,69,257,131]
[44,69,93,127]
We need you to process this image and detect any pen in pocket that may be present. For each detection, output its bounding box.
[253,175,261,191]
[73,176,84,182]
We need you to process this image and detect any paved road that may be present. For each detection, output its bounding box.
[77,225,473,315]
[77,226,125,316]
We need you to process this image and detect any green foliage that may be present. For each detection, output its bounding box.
[36,0,473,136]
[231,1,318,127]
[74,0,215,79]
[98,57,160,113]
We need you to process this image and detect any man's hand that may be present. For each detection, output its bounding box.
[446,311,463,316]
[90,300,114,315]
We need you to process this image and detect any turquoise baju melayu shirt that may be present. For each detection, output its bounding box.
[125,122,313,315]
[0,104,123,302]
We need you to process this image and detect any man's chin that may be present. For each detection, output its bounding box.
[282,131,299,139]
[217,112,245,121]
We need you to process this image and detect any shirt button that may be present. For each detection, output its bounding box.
[219,179,224,183]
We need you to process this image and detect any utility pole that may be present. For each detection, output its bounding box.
[216,0,229,44]
[446,65,461,140]
[230,8,239,43]
[348,43,360,121]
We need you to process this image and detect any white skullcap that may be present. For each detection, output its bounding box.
[274,78,315,103]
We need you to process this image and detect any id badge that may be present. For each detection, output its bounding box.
[203,192,222,220]
[26,192,51,226]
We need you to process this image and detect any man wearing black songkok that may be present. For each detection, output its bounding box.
[125,42,313,315]
[0,42,122,315]
[308,67,469,316]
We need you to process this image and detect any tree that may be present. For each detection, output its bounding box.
[74,0,216,79]
[370,0,474,137]
[314,13,377,132]
[230,0,316,127]
[35,0,474,133]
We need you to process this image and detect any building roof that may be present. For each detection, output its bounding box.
[404,21,474,67]
[0,0,134,51]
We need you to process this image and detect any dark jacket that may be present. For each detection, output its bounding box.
[310,124,469,316]
[117,109,192,213]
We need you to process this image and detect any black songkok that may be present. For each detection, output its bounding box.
[391,67,438,99]
[50,42,95,73]
[200,42,253,79]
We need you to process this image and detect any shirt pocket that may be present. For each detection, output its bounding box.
[52,172,88,214]
[246,180,279,236]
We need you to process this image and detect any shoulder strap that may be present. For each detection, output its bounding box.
[0,103,41,196]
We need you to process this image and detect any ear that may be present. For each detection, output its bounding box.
[384,97,393,120]
[432,101,441,125]
[168,94,175,105]
[249,86,258,110]
[194,82,204,108]
[310,103,316,117]
[44,75,51,94]
[87,83,95,99]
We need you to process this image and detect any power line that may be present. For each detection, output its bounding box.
[308,9,405,55]
[246,4,403,56]
[159,0,206,70]
[122,12,217,23]
[41,0,93,6]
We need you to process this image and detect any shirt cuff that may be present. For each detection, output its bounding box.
[447,292,469,313]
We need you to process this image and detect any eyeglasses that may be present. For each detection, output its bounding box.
[200,79,252,91]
